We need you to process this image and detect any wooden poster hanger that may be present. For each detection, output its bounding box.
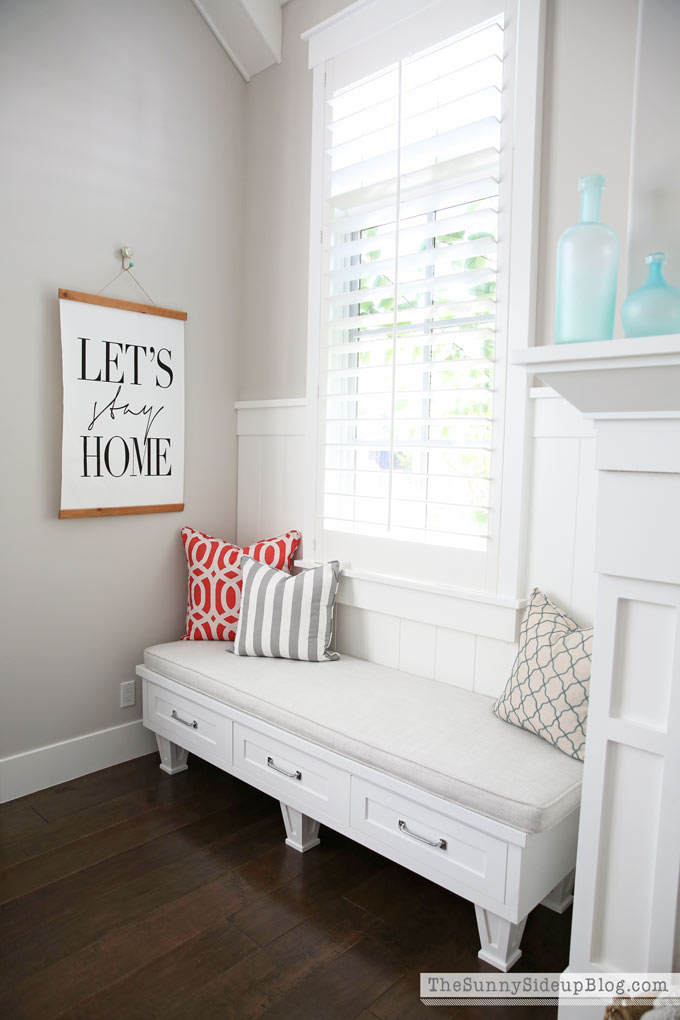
[58,257,187,519]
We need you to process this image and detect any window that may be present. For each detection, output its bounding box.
[304,0,543,595]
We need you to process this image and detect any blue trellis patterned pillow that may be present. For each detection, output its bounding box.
[492,589,592,761]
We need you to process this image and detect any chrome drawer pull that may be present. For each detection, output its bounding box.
[398,819,447,851]
[171,709,198,730]
[267,756,301,781]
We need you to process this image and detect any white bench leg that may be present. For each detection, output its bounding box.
[541,869,575,913]
[280,802,321,853]
[475,905,527,971]
[156,734,189,775]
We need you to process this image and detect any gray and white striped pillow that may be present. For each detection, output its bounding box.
[232,556,340,661]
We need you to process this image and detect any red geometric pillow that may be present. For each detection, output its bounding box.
[180,526,301,641]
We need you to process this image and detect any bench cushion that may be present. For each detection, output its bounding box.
[144,641,582,834]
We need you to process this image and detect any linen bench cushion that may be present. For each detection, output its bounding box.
[144,641,583,834]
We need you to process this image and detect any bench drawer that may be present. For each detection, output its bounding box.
[233,723,349,824]
[350,778,508,901]
[144,679,232,765]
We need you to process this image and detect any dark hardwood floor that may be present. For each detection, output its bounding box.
[0,754,572,1019]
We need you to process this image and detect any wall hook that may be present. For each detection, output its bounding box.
[121,246,134,270]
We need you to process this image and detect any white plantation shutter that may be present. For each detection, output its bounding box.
[307,0,518,588]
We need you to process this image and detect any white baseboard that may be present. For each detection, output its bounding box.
[0,719,158,803]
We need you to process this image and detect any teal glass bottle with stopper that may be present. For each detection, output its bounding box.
[555,174,619,344]
[621,253,680,337]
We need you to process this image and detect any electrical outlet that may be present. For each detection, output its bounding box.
[120,680,136,708]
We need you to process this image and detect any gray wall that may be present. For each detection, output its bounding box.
[239,0,640,400]
[239,0,349,400]
[0,0,245,757]
[538,0,639,341]
[626,0,680,292]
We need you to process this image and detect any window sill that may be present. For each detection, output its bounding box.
[294,559,524,642]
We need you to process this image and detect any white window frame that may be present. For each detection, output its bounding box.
[302,0,545,627]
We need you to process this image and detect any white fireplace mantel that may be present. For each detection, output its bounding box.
[515,334,680,416]
[514,335,680,1016]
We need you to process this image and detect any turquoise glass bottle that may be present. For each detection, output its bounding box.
[621,253,680,337]
[555,174,619,344]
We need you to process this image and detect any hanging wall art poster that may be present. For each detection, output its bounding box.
[58,289,186,518]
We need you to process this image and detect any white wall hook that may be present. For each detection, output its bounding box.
[121,246,134,270]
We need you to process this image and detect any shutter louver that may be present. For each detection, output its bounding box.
[319,17,503,552]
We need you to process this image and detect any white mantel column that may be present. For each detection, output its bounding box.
[514,336,680,1016]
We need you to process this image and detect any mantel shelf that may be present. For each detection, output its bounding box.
[512,334,680,417]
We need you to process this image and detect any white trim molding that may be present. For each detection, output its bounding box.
[295,559,523,641]
[0,719,157,803]
[302,0,442,69]
[493,0,546,599]
[235,399,306,437]
[529,385,560,399]
[302,0,547,599]
[516,334,680,417]
[234,398,306,409]
[516,334,680,1016]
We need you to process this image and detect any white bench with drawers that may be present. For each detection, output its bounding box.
[138,640,582,971]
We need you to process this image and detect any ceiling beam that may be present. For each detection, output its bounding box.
[191,0,283,82]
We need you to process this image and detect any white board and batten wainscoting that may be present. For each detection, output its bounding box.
[235,392,597,699]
